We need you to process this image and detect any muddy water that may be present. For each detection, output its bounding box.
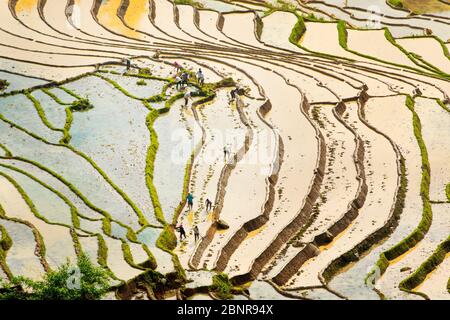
[0,175,78,270]
[78,236,100,266]
[66,75,159,226]
[0,72,47,93]
[215,58,317,277]
[347,29,418,69]
[263,103,358,280]
[0,159,101,221]
[398,38,450,74]
[329,95,423,299]
[260,11,307,52]
[103,236,142,280]
[286,101,397,289]
[0,94,61,143]
[0,219,45,280]
[0,119,142,230]
[221,12,263,48]
[415,98,450,202]
[153,0,195,42]
[248,281,294,300]
[199,97,275,271]
[377,203,450,299]
[302,105,358,242]
[0,166,73,226]
[416,250,450,299]
[175,90,244,268]
[103,73,166,99]
[153,97,202,223]
[176,5,218,43]
[31,90,67,130]
[137,227,175,273]
[96,0,147,40]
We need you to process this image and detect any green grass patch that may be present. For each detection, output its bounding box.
[0,225,12,252]
[136,79,147,86]
[156,225,177,252]
[211,273,233,300]
[70,98,93,112]
[388,0,403,9]
[0,79,9,91]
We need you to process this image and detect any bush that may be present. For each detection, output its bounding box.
[0,225,12,251]
[388,0,403,8]
[139,68,152,76]
[0,79,9,91]
[211,273,233,300]
[70,98,93,112]
[0,253,110,300]
[136,79,147,86]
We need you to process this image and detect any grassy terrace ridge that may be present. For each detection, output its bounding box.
[366,95,433,291]
[1,0,449,298]
[336,21,450,81]
[399,235,450,298]
[0,201,49,273]
[93,67,237,289]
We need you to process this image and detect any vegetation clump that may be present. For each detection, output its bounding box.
[0,253,110,300]
[70,98,93,112]
[211,273,233,300]
[136,79,147,86]
[0,79,9,91]
[138,68,152,76]
[388,0,404,9]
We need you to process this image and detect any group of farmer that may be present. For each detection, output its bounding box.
[176,194,214,243]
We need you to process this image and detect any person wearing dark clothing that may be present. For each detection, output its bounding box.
[193,225,200,242]
[230,89,236,101]
[177,224,186,240]
[223,146,229,161]
[126,59,131,71]
[205,198,212,212]
[187,193,194,211]
[181,72,189,87]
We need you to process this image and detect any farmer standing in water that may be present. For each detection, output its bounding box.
[184,90,192,108]
[187,193,194,211]
[205,198,212,212]
[193,225,200,242]
[177,224,186,240]
[197,68,205,86]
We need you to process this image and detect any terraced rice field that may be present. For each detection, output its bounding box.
[0,0,449,300]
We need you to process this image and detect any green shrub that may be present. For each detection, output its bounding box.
[388,0,403,8]
[136,79,147,86]
[70,98,93,112]
[0,79,10,91]
[0,226,12,252]
[138,68,152,76]
[0,253,110,300]
[211,273,233,300]
[156,226,177,251]
[289,17,306,44]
